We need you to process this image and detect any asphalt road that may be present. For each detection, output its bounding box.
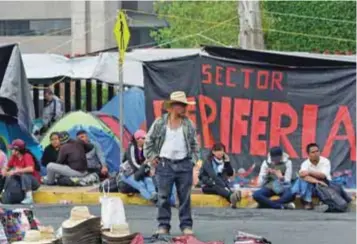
[4,204,356,244]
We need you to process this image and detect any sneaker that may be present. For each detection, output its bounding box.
[182,228,194,235]
[230,191,241,208]
[21,197,33,205]
[283,202,296,210]
[314,204,329,213]
[155,227,170,235]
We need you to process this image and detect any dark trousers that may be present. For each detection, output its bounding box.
[155,158,193,231]
[202,185,231,202]
[5,174,40,192]
[253,187,295,209]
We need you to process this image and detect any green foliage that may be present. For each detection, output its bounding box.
[150,0,239,48]
[261,0,356,52]
[151,0,356,52]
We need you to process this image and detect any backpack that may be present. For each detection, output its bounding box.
[315,184,348,212]
[1,176,25,204]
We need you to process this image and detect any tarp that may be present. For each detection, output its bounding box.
[0,44,35,131]
[67,125,120,173]
[100,87,146,134]
[93,112,132,149]
[143,46,356,188]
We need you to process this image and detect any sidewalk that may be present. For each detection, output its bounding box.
[33,185,356,210]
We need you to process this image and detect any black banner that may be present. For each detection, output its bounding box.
[143,47,356,187]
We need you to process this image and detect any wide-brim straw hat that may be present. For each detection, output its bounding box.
[13,230,58,244]
[102,223,138,244]
[62,206,96,229]
[62,217,101,244]
[164,91,196,109]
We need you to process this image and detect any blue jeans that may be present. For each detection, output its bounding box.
[121,175,156,201]
[291,178,316,203]
[253,187,295,209]
[155,158,193,231]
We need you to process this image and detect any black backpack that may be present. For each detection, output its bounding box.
[315,184,348,212]
[1,176,25,204]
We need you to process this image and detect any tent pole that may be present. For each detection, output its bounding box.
[119,58,124,162]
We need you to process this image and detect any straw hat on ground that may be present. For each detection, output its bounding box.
[164,91,196,109]
[62,206,95,229]
[13,230,57,244]
[102,223,138,244]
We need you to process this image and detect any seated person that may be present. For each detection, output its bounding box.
[0,149,8,192]
[41,132,61,167]
[292,143,351,211]
[253,147,295,210]
[44,131,89,185]
[199,143,241,209]
[76,130,108,178]
[1,139,40,204]
[120,130,176,205]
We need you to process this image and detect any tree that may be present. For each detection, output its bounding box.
[150,1,239,48]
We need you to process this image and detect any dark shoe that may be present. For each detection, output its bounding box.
[230,191,241,208]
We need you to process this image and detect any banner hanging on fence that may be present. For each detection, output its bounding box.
[143,47,356,185]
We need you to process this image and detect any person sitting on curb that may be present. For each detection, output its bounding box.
[253,147,295,210]
[44,131,89,185]
[0,148,8,192]
[291,143,351,211]
[76,130,108,179]
[41,132,61,168]
[199,142,241,209]
[1,139,40,204]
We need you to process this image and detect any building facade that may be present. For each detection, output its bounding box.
[0,1,167,55]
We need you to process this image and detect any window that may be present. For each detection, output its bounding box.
[0,19,71,36]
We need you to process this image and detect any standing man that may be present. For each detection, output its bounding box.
[41,88,64,133]
[144,91,199,235]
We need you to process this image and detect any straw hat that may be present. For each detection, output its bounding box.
[102,223,130,238]
[13,230,56,244]
[164,91,195,109]
[62,206,95,229]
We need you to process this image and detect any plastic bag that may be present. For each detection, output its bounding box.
[100,184,127,229]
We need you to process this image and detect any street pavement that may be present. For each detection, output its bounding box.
[4,204,356,244]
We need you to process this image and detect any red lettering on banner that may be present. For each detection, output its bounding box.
[220,97,232,151]
[153,100,164,118]
[257,70,269,90]
[198,95,216,148]
[271,71,283,91]
[226,67,237,87]
[242,68,254,89]
[270,102,298,158]
[250,100,269,156]
[301,105,318,158]
[202,64,212,84]
[322,106,356,161]
[231,98,251,154]
[215,66,224,86]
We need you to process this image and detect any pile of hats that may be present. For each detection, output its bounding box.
[13,226,60,244]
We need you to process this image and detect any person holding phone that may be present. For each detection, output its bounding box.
[199,143,241,208]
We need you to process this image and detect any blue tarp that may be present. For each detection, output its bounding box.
[67,125,121,173]
[100,87,146,134]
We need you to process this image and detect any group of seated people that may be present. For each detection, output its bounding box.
[200,142,352,211]
[0,127,352,211]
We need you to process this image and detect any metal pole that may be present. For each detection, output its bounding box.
[119,57,124,161]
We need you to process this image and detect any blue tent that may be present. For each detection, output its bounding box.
[67,125,121,173]
[100,87,146,134]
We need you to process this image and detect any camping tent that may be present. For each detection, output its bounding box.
[0,44,42,162]
[100,87,146,134]
[40,111,121,172]
[93,112,132,149]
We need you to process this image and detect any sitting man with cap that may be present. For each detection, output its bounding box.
[44,131,90,185]
[253,147,295,210]
[1,139,41,204]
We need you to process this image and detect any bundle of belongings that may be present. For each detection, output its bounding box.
[0,208,59,244]
[146,235,224,244]
[234,231,272,244]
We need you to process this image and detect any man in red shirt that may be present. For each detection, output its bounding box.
[1,139,40,204]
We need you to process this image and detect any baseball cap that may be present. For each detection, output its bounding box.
[9,139,26,150]
[134,130,146,140]
[59,131,71,145]
[270,147,283,158]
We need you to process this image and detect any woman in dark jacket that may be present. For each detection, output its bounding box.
[199,143,241,208]
[41,132,61,167]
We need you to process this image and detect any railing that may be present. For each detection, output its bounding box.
[30,79,117,118]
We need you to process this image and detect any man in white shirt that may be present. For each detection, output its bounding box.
[144,91,199,236]
[292,143,351,211]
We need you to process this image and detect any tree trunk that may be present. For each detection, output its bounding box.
[238,0,265,50]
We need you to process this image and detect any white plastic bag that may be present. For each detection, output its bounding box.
[100,183,127,229]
